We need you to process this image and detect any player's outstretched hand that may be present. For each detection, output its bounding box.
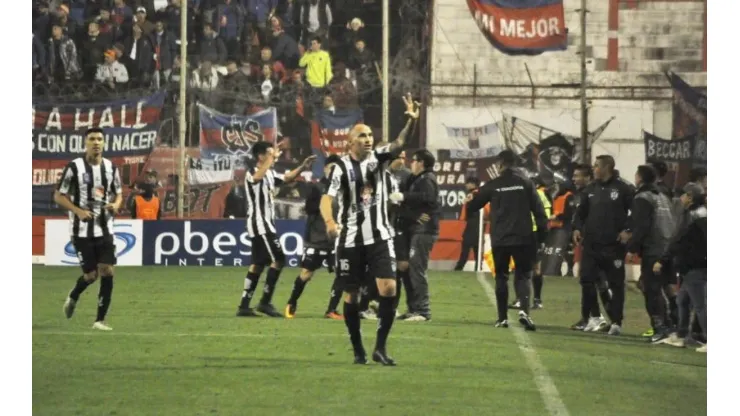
[104,202,121,214]
[402,92,421,119]
[301,155,317,169]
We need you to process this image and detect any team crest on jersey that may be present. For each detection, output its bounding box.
[367,161,378,172]
[613,260,623,269]
[610,190,619,200]
[82,173,91,184]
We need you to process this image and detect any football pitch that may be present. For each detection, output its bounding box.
[33,266,706,416]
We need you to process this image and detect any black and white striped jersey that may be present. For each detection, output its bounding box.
[244,166,284,237]
[326,145,396,248]
[56,157,122,239]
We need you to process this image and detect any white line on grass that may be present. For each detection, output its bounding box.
[476,272,571,416]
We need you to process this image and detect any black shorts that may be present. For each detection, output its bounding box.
[72,236,116,274]
[394,232,410,262]
[493,244,535,278]
[336,240,396,292]
[300,247,334,272]
[251,233,286,266]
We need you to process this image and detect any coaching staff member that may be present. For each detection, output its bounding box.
[465,150,547,331]
[573,155,634,336]
[390,149,440,322]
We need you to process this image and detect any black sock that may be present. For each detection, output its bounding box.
[358,285,371,311]
[259,267,282,305]
[326,276,342,313]
[393,275,404,310]
[96,276,113,322]
[515,277,531,314]
[69,276,91,301]
[287,276,308,306]
[532,274,543,300]
[375,296,396,352]
[399,270,413,312]
[239,271,261,309]
[343,301,364,356]
[494,276,509,321]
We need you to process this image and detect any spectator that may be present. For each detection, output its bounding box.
[33,33,47,80]
[270,17,300,69]
[252,64,282,105]
[135,7,156,36]
[47,23,81,83]
[275,0,300,40]
[251,46,287,81]
[67,0,87,26]
[111,0,134,28]
[299,0,332,47]
[328,62,358,109]
[221,60,250,113]
[34,1,53,41]
[190,60,220,92]
[96,49,130,90]
[214,0,246,61]
[200,23,228,65]
[97,9,124,42]
[299,36,332,89]
[81,21,113,82]
[123,23,155,87]
[151,20,177,88]
[55,4,81,44]
[341,17,366,63]
[84,0,109,19]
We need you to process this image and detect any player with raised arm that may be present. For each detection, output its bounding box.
[320,93,420,365]
[236,141,315,317]
[59,127,123,331]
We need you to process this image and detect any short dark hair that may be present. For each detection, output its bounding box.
[312,36,322,44]
[251,141,272,158]
[636,164,657,184]
[412,149,435,169]
[324,154,342,167]
[495,149,517,168]
[689,167,707,182]
[650,161,668,178]
[595,155,615,171]
[465,176,479,186]
[85,127,104,137]
[574,163,592,178]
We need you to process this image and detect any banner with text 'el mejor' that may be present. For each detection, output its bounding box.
[467,0,567,55]
[32,91,166,215]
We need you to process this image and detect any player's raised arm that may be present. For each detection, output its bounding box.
[387,93,421,153]
[283,155,317,183]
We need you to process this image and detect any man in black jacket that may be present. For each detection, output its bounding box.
[573,155,634,336]
[655,182,706,352]
[625,165,677,343]
[466,150,547,331]
[284,155,344,320]
[389,149,440,322]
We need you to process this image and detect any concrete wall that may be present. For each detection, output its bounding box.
[429,0,705,166]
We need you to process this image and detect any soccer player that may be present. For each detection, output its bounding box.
[236,142,316,317]
[284,154,345,320]
[321,93,420,365]
[58,127,123,331]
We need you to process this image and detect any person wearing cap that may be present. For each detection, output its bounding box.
[654,182,706,352]
[135,6,156,36]
[95,49,129,89]
[465,150,548,331]
[625,165,678,344]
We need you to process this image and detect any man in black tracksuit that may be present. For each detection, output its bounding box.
[625,165,677,343]
[391,149,440,322]
[455,177,484,271]
[284,155,343,319]
[573,155,634,336]
[466,150,547,331]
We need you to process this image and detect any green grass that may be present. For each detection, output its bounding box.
[33,266,706,416]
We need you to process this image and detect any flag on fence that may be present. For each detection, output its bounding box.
[466,0,568,55]
[187,156,235,185]
[198,104,278,165]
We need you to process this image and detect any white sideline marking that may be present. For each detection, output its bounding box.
[476,273,571,416]
[32,329,481,344]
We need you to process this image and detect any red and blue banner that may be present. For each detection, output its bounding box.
[310,108,363,178]
[32,91,167,216]
[198,104,278,166]
[467,0,567,55]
